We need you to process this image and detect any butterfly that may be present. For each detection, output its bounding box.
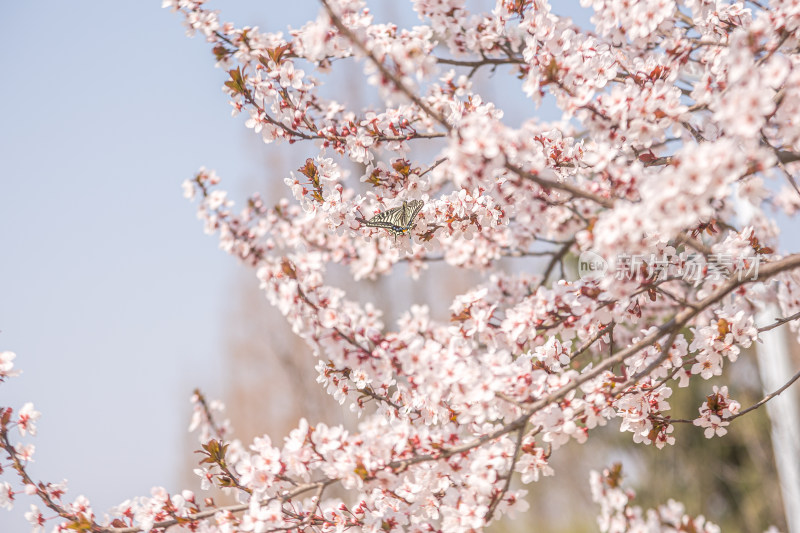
[357,200,424,241]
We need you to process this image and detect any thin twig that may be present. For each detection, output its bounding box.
[539,238,575,287]
[758,310,800,333]
[663,365,800,425]
[506,163,613,208]
[729,367,800,420]
[419,157,447,177]
[483,425,526,523]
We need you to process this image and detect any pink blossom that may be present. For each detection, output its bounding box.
[24,504,45,533]
[17,403,40,437]
[0,351,20,380]
[0,482,13,510]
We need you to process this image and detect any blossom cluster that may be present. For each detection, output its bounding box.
[692,385,741,438]
[590,464,721,533]
[3,0,800,531]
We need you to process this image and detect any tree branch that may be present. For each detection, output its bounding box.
[320,0,450,130]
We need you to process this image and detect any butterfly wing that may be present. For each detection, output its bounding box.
[361,205,405,236]
[400,200,424,229]
[361,200,424,240]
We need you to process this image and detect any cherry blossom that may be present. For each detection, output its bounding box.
[0,351,20,380]
[16,404,40,438]
[591,464,721,533]
[693,385,741,438]
[0,482,12,511]
[4,0,800,531]
[24,504,45,533]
